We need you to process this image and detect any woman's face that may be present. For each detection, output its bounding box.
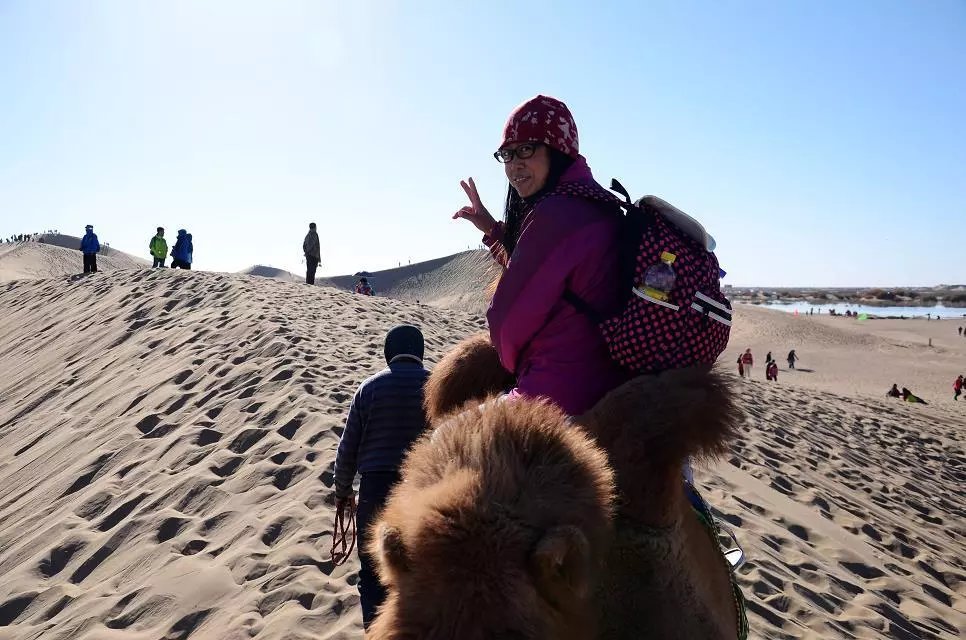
[501,142,551,198]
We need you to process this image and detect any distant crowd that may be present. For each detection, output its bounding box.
[64,221,376,296]
[736,348,797,381]
[3,230,60,243]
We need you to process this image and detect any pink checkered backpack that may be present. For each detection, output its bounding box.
[552,179,733,374]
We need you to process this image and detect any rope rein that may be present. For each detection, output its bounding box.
[330,499,357,567]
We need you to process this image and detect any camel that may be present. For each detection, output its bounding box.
[367,333,747,639]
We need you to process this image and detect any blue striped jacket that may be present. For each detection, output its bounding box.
[334,360,430,498]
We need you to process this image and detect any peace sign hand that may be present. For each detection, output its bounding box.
[453,178,498,235]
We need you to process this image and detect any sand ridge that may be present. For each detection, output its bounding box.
[0,241,148,283]
[0,269,484,639]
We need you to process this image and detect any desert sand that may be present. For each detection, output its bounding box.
[0,239,148,282]
[0,245,963,639]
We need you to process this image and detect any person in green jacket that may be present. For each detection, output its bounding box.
[149,227,168,268]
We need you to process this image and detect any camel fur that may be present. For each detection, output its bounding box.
[371,334,744,639]
[366,399,615,639]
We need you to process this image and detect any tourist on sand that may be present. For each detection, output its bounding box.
[302,222,321,285]
[170,229,190,269]
[887,383,901,398]
[959,326,963,337]
[765,351,773,364]
[787,349,798,369]
[740,348,754,378]
[954,375,963,401]
[185,233,194,269]
[354,277,373,295]
[333,325,430,630]
[452,95,630,415]
[766,360,778,381]
[80,224,100,273]
[149,227,167,268]
[901,387,928,404]
[736,355,744,377]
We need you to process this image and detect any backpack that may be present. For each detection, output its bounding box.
[554,179,733,375]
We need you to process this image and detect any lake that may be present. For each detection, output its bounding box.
[751,301,966,319]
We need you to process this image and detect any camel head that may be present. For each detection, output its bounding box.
[366,399,615,640]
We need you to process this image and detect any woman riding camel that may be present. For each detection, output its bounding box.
[454,95,629,415]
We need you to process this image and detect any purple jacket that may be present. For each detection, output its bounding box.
[484,156,629,416]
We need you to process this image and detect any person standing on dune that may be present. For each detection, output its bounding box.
[302,222,321,285]
[955,375,963,401]
[333,325,430,630]
[80,224,100,273]
[149,227,167,268]
[170,229,190,269]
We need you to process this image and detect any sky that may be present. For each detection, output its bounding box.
[0,0,964,287]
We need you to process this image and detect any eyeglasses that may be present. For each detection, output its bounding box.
[493,142,541,163]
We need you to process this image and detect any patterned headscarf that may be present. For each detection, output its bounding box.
[500,95,579,159]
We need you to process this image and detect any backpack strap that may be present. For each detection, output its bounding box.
[562,289,603,325]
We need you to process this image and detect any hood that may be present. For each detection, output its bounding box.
[385,325,424,365]
[177,230,187,238]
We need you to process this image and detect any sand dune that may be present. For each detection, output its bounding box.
[238,265,302,283]
[325,250,496,315]
[0,270,485,640]
[0,266,962,639]
[0,241,148,283]
[725,305,966,406]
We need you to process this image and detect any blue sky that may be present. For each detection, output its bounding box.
[1,1,963,286]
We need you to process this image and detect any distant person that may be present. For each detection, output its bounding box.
[887,383,901,398]
[736,355,743,378]
[740,348,754,378]
[787,349,798,369]
[354,277,373,296]
[80,225,100,273]
[303,222,321,285]
[149,227,167,268]
[185,233,194,268]
[333,325,430,630]
[954,375,963,401]
[765,351,773,364]
[959,326,963,337]
[170,229,190,269]
[766,360,779,381]
[901,387,927,404]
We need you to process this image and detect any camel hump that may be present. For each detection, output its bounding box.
[579,365,742,467]
[422,332,515,424]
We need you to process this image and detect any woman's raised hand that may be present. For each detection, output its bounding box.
[453,177,497,235]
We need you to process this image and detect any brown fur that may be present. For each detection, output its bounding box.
[375,335,744,639]
[576,365,742,526]
[422,332,515,424]
[367,399,615,640]
[577,370,743,639]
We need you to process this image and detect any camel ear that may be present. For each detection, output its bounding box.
[529,525,591,608]
[376,525,409,576]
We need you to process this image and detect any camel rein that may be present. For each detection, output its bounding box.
[330,498,357,567]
